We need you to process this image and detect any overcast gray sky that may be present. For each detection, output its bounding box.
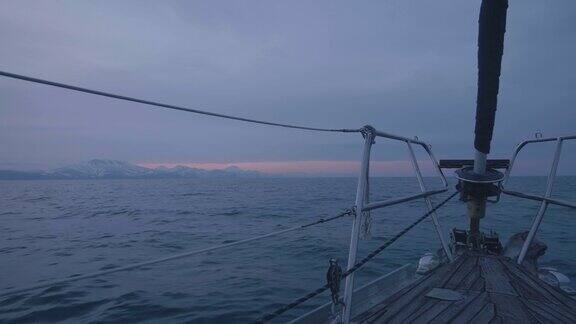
[0,0,574,175]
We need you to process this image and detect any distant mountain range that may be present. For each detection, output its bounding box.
[0,159,264,180]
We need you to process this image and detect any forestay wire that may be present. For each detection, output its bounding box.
[255,191,458,323]
[0,209,352,299]
[0,70,361,134]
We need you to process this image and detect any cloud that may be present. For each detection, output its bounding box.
[0,0,575,173]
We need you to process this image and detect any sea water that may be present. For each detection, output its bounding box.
[0,177,575,323]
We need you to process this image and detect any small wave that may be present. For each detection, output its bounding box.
[116,291,142,302]
[24,196,52,202]
[221,210,242,216]
[0,294,26,307]
[99,303,187,322]
[162,291,190,300]
[25,290,88,306]
[98,264,120,271]
[11,299,110,322]
[0,246,27,254]
[0,211,21,216]
[178,192,206,197]
[160,243,184,251]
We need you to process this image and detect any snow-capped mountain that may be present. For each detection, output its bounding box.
[0,159,264,180]
[214,166,262,178]
[49,159,154,178]
[155,165,209,177]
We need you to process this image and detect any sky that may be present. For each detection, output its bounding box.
[0,0,575,176]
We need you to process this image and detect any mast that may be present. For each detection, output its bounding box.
[468,0,508,243]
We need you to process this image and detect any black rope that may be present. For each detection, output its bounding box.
[300,208,352,228]
[0,70,360,134]
[255,191,458,323]
[342,191,458,276]
[301,210,352,229]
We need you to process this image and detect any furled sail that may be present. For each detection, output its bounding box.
[474,0,508,154]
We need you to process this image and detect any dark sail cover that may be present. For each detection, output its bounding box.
[474,0,508,154]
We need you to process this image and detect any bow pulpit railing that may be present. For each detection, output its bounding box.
[341,125,452,323]
[501,134,576,264]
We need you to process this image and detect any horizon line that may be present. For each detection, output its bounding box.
[1,158,574,177]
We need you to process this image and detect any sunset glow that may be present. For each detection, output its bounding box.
[139,160,436,176]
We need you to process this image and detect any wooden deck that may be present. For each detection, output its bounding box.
[354,253,576,323]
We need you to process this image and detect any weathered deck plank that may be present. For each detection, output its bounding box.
[470,273,486,292]
[458,264,481,291]
[488,292,531,323]
[470,303,495,324]
[449,291,489,323]
[354,272,435,322]
[501,259,576,308]
[445,255,478,289]
[480,257,517,296]
[410,300,452,324]
[402,298,440,323]
[355,252,576,323]
[522,299,576,323]
[358,255,468,323]
[428,291,482,324]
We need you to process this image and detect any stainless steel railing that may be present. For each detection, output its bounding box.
[501,134,576,264]
[341,125,452,323]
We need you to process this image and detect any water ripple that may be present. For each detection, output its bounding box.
[0,177,574,322]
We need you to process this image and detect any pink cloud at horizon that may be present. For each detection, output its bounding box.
[139,160,437,176]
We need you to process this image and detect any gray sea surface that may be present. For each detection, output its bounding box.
[0,177,575,323]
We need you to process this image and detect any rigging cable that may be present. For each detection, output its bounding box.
[255,190,458,323]
[0,70,361,133]
[0,209,352,299]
